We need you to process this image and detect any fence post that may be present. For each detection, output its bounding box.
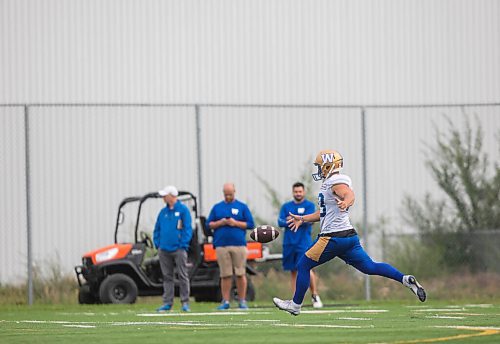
[381,230,386,262]
[24,105,33,305]
[361,107,371,301]
[195,105,203,215]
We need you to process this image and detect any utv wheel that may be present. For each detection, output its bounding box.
[99,274,138,304]
[246,279,256,301]
[194,287,220,302]
[78,285,97,304]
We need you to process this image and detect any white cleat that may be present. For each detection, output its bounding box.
[312,294,323,308]
[273,297,301,316]
[403,275,426,302]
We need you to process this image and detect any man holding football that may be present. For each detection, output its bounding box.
[278,182,323,308]
[273,150,426,316]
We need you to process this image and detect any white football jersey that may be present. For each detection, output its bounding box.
[318,173,354,234]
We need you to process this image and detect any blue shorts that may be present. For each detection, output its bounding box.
[282,245,310,271]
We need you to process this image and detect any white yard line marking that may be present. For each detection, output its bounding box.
[6,320,246,328]
[426,316,465,319]
[3,319,375,330]
[442,312,484,316]
[338,317,372,321]
[405,305,429,308]
[407,305,461,309]
[110,321,248,327]
[243,319,281,322]
[414,309,466,312]
[463,304,493,308]
[137,311,270,317]
[273,323,374,329]
[301,309,387,314]
[19,320,94,324]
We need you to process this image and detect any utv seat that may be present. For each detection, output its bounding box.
[142,255,160,270]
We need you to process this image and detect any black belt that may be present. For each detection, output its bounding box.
[319,228,357,238]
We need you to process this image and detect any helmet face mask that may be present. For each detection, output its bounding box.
[312,164,324,181]
[312,150,343,181]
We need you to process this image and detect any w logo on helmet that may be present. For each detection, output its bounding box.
[321,153,335,164]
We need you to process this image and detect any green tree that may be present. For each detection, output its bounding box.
[402,115,500,272]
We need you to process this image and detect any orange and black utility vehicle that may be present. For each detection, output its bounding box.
[75,191,280,304]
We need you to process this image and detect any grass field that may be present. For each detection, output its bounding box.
[1,299,499,343]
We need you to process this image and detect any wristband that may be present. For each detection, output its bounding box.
[300,216,305,222]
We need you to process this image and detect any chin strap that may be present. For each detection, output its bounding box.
[324,163,336,180]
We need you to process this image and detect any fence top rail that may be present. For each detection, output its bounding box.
[1,102,500,109]
[384,228,500,236]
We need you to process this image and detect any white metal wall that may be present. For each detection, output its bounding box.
[1,0,500,285]
[2,107,499,284]
[1,0,499,104]
[1,106,199,283]
[0,108,27,284]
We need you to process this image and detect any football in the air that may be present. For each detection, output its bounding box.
[250,225,280,243]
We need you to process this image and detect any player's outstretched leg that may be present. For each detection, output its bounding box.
[402,275,426,302]
[352,259,427,302]
[273,255,320,316]
[346,239,427,302]
[272,297,301,316]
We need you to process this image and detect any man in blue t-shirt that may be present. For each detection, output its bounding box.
[278,182,323,308]
[207,183,255,310]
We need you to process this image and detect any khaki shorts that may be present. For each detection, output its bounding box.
[216,246,248,278]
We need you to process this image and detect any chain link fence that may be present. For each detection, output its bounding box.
[1,102,499,303]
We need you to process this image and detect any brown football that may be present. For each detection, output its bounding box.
[250,225,280,243]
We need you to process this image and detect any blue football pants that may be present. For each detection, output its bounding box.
[293,235,404,305]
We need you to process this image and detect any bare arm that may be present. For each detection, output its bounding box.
[286,210,320,232]
[332,183,355,210]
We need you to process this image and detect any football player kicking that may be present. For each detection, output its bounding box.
[273,150,426,316]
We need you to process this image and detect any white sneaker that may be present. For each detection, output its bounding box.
[312,294,323,308]
[403,275,426,302]
[272,297,301,316]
